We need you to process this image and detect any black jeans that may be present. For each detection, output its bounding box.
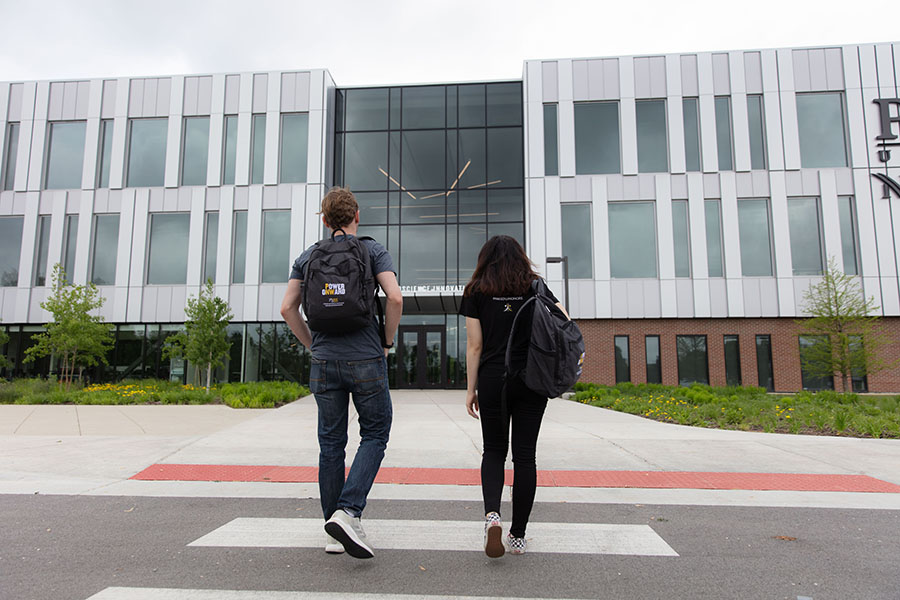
[478,367,548,538]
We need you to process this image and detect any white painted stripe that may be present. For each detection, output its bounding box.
[188,518,678,557]
[86,588,594,600]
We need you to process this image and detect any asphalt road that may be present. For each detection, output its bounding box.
[2,495,899,600]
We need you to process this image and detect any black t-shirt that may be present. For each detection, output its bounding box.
[458,280,560,374]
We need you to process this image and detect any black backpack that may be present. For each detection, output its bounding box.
[504,279,585,398]
[302,229,384,339]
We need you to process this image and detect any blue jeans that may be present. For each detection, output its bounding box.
[309,356,392,519]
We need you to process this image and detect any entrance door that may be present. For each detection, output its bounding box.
[397,325,445,388]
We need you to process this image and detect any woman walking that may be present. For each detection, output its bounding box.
[459,235,567,558]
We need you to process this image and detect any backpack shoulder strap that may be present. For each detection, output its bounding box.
[504,295,538,373]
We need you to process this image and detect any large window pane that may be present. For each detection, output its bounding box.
[222,115,237,185]
[401,130,444,190]
[645,335,661,384]
[344,88,389,131]
[458,224,485,283]
[838,196,859,276]
[561,204,592,278]
[615,335,630,383]
[636,100,668,173]
[63,215,78,283]
[799,335,834,391]
[608,202,657,278]
[127,118,167,187]
[458,84,485,128]
[486,82,522,126]
[738,199,773,276]
[788,197,823,275]
[677,335,708,385]
[457,129,486,189]
[181,117,209,186]
[34,215,51,286]
[672,200,690,277]
[97,119,113,188]
[705,200,724,277]
[399,225,445,286]
[345,132,388,191]
[250,114,265,184]
[262,210,290,283]
[357,192,388,226]
[0,216,23,286]
[487,128,523,188]
[682,98,701,172]
[487,222,524,246]
[487,189,523,223]
[402,86,445,129]
[747,95,767,170]
[543,104,559,176]
[203,212,218,283]
[231,211,247,284]
[797,92,848,168]
[714,97,733,170]
[2,122,19,190]
[575,102,620,175]
[147,213,190,285]
[45,121,86,189]
[755,334,774,391]
[280,113,308,183]
[724,334,741,386]
[91,214,119,285]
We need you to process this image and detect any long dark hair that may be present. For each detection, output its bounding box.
[464,235,539,297]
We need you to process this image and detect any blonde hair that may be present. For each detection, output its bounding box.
[320,187,358,229]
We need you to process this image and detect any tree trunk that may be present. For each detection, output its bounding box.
[841,373,849,393]
[206,362,212,394]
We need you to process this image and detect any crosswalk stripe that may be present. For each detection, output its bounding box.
[85,588,595,600]
[188,518,678,556]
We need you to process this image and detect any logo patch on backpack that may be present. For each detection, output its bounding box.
[322,283,346,296]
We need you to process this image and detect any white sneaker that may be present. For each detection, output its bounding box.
[324,509,374,559]
[484,512,505,558]
[325,532,344,554]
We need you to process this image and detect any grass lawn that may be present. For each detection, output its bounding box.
[572,382,900,439]
[0,378,309,409]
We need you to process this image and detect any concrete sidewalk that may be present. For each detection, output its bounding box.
[2,390,900,508]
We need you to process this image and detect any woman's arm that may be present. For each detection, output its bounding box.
[465,316,483,419]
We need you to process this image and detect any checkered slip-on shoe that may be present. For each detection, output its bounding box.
[507,532,527,555]
[484,512,505,558]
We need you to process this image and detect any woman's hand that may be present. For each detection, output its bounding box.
[466,390,479,419]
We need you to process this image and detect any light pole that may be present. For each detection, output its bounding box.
[546,256,569,313]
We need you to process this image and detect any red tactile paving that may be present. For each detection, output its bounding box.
[130,463,900,493]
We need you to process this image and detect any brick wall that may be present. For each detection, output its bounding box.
[575,317,900,393]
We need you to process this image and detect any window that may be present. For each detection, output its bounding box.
[400,224,445,285]
[799,335,834,391]
[672,200,690,277]
[838,196,859,276]
[682,98,701,172]
[849,335,868,392]
[97,119,113,188]
[90,214,119,285]
[676,335,708,385]
[34,215,51,286]
[543,103,559,176]
[2,122,19,190]
[788,197,823,275]
[63,215,78,283]
[714,97,733,170]
[645,335,661,384]
[250,114,265,184]
[561,204,592,278]
[755,334,774,391]
[574,102,620,174]
[44,121,87,189]
[608,202,657,278]
[705,200,724,277]
[181,116,210,186]
[724,334,741,386]
[636,99,668,172]
[147,213,190,285]
[796,92,848,168]
[0,216,23,286]
[231,211,248,283]
[747,95,767,170]
[222,115,237,185]
[203,212,218,283]
[737,199,773,276]
[343,88,389,131]
[280,113,309,183]
[614,335,630,383]
[261,210,290,283]
[127,118,168,187]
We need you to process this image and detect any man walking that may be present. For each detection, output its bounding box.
[280,187,403,559]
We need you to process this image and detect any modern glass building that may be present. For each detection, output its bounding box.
[2,42,900,391]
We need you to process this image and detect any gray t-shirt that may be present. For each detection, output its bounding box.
[290,235,395,360]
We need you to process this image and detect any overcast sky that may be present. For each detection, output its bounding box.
[1,0,896,86]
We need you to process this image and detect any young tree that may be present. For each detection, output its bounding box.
[164,279,233,392]
[0,323,11,371]
[797,257,896,392]
[24,264,114,390]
